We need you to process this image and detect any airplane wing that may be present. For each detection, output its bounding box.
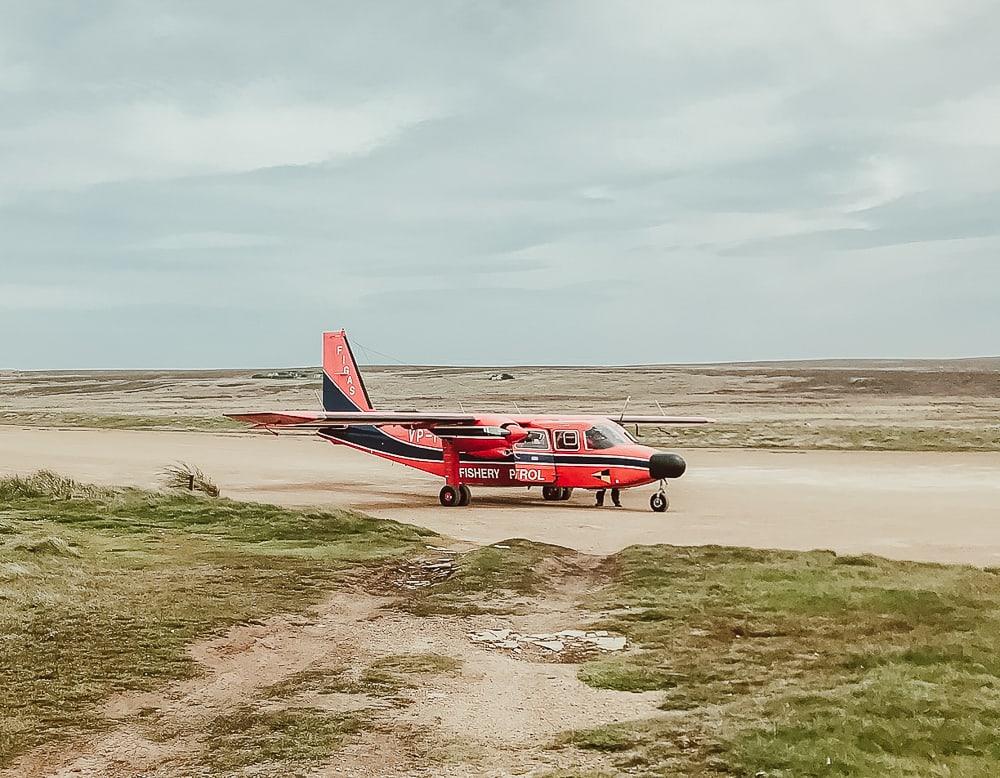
[615,415,716,425]
[226,411,480,429]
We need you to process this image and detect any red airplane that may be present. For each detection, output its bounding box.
[228,331,714,512]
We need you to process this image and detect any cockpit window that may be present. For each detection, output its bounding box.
[585,423,632,450]
[516,429,550,450]
[554,429,580,450]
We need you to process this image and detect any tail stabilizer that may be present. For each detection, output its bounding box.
[322,330,374,412]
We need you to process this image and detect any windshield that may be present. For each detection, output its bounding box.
[585,423,633,450]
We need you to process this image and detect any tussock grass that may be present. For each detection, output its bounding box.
[558,544,1000,775]
[0,470,115,501]
[160,462,220,497]
[0,472,434,768]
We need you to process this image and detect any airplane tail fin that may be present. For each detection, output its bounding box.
[322,330,374,412]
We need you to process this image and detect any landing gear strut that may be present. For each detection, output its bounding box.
[439,438,472,507]
[440,484,472,507]
[650,481,669,513]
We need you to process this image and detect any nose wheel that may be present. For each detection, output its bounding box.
[650,482,669,513]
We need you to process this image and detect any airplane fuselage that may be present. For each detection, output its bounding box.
[318,414,685,491]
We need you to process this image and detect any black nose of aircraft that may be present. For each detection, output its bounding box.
[649,452,687,480]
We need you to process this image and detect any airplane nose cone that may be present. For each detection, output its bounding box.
[649,453,686,480]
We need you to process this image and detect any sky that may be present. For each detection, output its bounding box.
[2,1,999,368]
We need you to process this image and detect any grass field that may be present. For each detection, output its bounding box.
[4,474,1000,775]
[0,471,433,769]
[403,542,1000,775]
[563,545,1000,776]
[3,410,999,452]
[0,411,243,432]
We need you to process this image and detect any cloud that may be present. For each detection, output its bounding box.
[0,93,444,194]
[130,231,282,252]
[1,2,999,367]
[0,283,103,310]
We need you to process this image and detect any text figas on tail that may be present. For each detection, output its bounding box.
[322,330,374,412]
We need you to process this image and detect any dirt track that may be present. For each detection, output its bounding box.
[2,427,998,566]
[14,589,650,778]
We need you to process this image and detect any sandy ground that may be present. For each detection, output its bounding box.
[8,578,653,777]
[2,426,998,566]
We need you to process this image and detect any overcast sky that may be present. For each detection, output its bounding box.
[2,1,999,368]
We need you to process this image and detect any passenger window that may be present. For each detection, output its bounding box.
[554,430,579,450]
[516,429,550,450]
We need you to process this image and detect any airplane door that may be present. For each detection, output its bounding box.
[551,429,582,485]
[513,429,556,485]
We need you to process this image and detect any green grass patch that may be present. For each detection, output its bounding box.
[204,706,362,772]
[369,651,462,676]
[361,652,463,694]
[557,723,643,752]
[402,538,590,615]
[559,543,1000,775]
[0,472,434,767]
[577,660,679,693]
[262,668,359,700]
[263,654,463,702]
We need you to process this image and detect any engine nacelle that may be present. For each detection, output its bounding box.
[501,424,529,445]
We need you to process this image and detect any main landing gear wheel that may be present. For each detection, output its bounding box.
[542,485,562,501]
[559,487,574,501]
[439,485,460,507]
[650,491,669,513]
[458,484,472,506]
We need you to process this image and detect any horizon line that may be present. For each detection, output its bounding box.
[4,354,1000,373]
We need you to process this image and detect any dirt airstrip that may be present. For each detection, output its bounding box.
[1,427,999,565]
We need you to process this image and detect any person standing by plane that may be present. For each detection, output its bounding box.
[594,488,622,507]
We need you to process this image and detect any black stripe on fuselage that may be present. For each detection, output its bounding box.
[548,453,652,469]
[320,426,444,461]
[320,426,651,470]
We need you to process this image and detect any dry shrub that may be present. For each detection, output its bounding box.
[160,462,220,497]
